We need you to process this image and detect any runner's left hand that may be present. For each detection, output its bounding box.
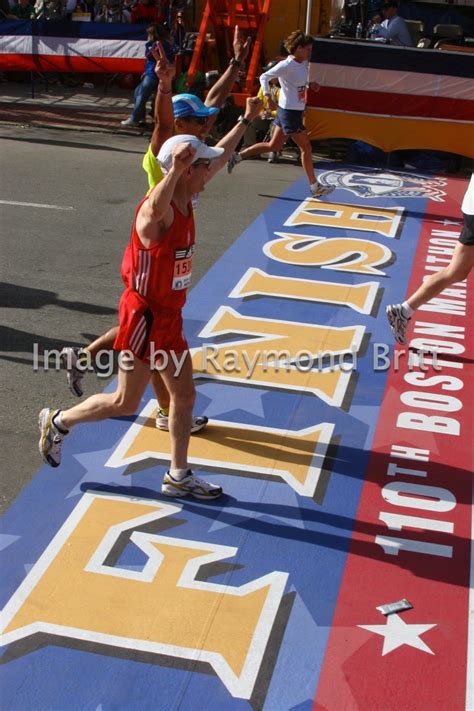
[244,96,263,121]
[151,41,176,86]
[233,24,251,64]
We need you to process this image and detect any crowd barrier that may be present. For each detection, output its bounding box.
[1,21,473,157]
[308,38,474,158]
[0,19,146,73]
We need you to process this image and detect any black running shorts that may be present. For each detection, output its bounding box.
[459,212,474,246]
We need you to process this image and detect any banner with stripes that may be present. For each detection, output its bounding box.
[308,38,474,158]
[0,19,146,73]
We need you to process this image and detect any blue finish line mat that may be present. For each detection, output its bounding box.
[1,166,473,710]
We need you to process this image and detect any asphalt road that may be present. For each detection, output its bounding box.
[0,125,302,512]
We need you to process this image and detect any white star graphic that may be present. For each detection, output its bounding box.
[358,613,436,656]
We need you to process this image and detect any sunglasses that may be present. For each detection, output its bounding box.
[193,158,212,168]
[182,115,209,125]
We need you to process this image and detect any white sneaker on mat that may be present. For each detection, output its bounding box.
[161,470,222,500]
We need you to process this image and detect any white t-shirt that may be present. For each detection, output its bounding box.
[461,173,474,216]
[259,57,309,111]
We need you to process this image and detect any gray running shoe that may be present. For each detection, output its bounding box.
[156,410,209,434]
[38,408,66,468]
[227,151,242,174]
[310,183,336,199]
[60,346,87,397]
[386,304,411,345]
[161,470,222,500]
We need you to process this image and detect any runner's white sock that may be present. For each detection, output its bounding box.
[52,411,69,434]
[401,301,414,318]
[170,468,189,481]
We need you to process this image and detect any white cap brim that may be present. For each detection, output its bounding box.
[157,135,225,172]
[195,144,225,162]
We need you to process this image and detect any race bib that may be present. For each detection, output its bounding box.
[172,246,194,290]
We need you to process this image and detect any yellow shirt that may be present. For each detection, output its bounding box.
[142,144,164,194]
[257,86,280,118]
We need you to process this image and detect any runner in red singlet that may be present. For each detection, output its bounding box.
[114,192,195,361]
[58,39,260,440]
[39,136,232,500]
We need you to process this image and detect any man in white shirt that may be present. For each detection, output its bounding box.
[386,173,474,343]
[373,0,414,47]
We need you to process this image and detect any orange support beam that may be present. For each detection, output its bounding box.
[245,0,272,95]
[187,4,212,84]
[187,0,272,100]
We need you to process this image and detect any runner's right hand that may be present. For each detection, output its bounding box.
[171,143,197,172]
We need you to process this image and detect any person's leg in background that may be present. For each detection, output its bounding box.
[122,75,158,126]
[131,74,158,123]
[238,124,286,160]
[291,129,335,198]
[387,237,474,344]
[241,116,271,150]
[290,130,316,184]
[227,125,286,173]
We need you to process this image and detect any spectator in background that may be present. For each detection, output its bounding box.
[0,0,11,19]
[131,0,161,24]
[172,8,187,51]
[372,1,413,47]
[119,0,134,23]
[74,0,93,14]
[34,0,64,19]
[242,63,280,158]
[9,0,35,19]
[121,23,174,127]
[95,0,123,22]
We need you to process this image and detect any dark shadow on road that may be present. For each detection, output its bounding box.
[0,283,116,315]
[0,325,83,358]
[0,135,145,155]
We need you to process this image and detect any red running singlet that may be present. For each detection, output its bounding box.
[114,196,195,360]
[125,195,195,310]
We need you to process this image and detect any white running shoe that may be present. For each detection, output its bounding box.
[227,151,242,174]
[386,303,411,345]
[60,346,87,397]
[38,408,66,468]
[161,470,222,500]
[156,410,209,434]
[310,183,336,199]
[120,117,141,127]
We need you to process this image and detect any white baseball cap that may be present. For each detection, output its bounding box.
[157,134,224,173]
